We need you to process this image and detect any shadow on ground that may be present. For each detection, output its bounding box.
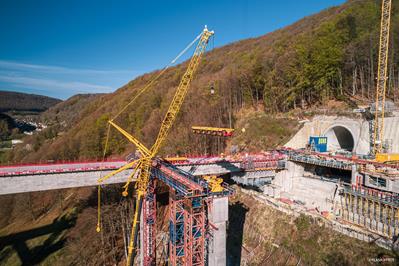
[226,201,249,266]
[0,213,76,265]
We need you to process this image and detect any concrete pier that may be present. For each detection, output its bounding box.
[208,196,228,266]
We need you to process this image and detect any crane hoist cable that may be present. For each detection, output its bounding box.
[97,123,111,232]
[111,31,202,121]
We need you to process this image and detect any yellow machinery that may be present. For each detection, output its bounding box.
[203,175,224,192]
[192,126,234,137]
[375,153,399,164]
[373,0,394,161]
[373,0,391,154]
[97,26,214,265]
[164,156,188,162]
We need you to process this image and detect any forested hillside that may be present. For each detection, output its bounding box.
[1,94,103,155]
[40,94,103,126]
[0,91,61,112]
[0,91,61,142]
[6,0,399,163]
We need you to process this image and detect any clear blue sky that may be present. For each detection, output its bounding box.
[0,0,346,100]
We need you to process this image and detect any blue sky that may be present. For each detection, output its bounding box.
[0,0,346,100]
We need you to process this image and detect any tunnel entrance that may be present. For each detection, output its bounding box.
[324,126,354,152]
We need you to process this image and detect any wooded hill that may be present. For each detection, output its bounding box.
[7,0,399,163]
[40,94,103,126]
[0,91,61,112]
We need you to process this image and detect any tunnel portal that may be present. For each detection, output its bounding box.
[324,126,355,152]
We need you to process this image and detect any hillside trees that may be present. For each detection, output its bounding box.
[0,91,61,112]
[7,0,399,163]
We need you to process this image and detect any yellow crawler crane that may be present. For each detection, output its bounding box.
[97,26,214,265]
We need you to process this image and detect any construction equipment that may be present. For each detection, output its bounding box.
[371,0,399,163]
[164,157,188,163]
[203,175,224,192]
[97,26,214,265]
[191,126,234,137]
[373,0,391,155]
[375,153,399,164]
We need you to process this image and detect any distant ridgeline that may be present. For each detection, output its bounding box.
[0,91,61,112]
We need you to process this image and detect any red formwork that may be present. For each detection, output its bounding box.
[143,179,157,266]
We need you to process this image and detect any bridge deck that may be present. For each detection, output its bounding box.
[0,155,282,195]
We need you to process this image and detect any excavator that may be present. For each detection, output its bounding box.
[96,26,214,265]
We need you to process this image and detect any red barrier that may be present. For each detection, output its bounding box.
[0,152,285,177]
[0,158,125,169]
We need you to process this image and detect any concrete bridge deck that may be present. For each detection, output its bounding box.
[0,155,283,195]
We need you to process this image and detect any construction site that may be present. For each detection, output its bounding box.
[2,0,399,265]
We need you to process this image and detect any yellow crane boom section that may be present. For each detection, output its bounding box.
[373,0,392,155]
[150,28,214,156]
[108,120,151,157]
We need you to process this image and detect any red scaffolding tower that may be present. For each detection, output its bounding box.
[169,191,186,266]
[143,179,157,265]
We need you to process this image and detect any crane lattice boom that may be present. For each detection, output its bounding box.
[150,28,214,157]
[373,0,392,154]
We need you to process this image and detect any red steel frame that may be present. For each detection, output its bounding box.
[143,179,157,266]
[169,193,206,266]
[184,197,205,266]
[169,190,186,266]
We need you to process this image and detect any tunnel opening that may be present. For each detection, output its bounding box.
[304,165,352,183]
[324,126,354,152]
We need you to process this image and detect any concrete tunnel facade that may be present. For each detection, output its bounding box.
[285,116,372,155]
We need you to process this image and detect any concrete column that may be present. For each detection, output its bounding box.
[208,196,228,266]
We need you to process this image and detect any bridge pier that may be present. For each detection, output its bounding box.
[208,196,228,266]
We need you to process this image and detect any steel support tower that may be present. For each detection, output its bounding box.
[143,179,157,265]
[169,191,186,265]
